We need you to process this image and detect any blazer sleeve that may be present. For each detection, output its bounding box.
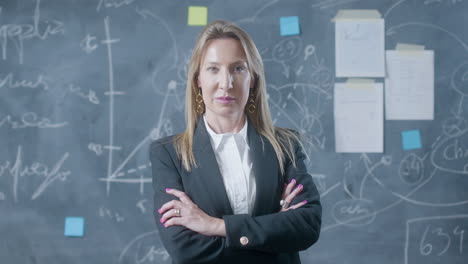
[222,137,322,253]
[150,140,227,264]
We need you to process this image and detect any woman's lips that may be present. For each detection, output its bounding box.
[215,96,235,104]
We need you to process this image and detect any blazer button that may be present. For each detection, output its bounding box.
[240,236,249,246]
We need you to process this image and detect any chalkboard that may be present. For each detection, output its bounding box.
[1,0,468,263]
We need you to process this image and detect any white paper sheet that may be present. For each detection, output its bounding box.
[335,20,385,77]
[334,82,384,153]
[385,50,434,120]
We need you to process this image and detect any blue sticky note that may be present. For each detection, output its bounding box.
[402,130,422,150]
[280,16,300,36]
[64,217,84,237]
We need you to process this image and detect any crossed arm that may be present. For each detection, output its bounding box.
[150,140,322,264]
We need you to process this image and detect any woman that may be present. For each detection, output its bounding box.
[150,20,321,264]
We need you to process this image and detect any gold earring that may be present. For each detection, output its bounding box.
[248,91,256,114]
[196,89,204,114]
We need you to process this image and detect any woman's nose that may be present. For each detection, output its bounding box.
[218,70,233,90]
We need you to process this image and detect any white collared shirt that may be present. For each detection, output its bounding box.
[203,116,256,215]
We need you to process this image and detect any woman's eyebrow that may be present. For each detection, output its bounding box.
[205,60,247,65]
[231,60,248,65]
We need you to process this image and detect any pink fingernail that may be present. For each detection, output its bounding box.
[302,200,307,204]
[297,184,303,189]
[164,223,168,227]
[290,179,295,184]
[165,188,171,192]
[159,218,163,223]
[157,209,161,214]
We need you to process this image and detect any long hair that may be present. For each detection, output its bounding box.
[174,20,302,175]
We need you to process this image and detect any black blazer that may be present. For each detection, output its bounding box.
[149,117,321,264]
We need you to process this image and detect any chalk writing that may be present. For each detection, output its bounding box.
[80,34,99,54]
[431,126,468,175]
[99,207,124,222]
[97,0,137,12]
[331,199,376,227]
[136,199,148,214]
[311,0,362,9]
[69,84,100,104]
[0,145,70,201]
[0,73,48,90]
[406,215,468,264]
[424,0,465,5]
[136,246,170,264]
[88,143,122,156]
[0,112,67,129]
[399,153,425,185]
[119,231,170,264]
[0,0,64,64]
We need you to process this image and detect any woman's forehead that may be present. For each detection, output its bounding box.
[201,38,248,63]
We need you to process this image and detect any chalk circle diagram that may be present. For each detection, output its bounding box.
[272,37,303,62]
[451,60,468,97]
[329,28,468,228]
[449,60,468,117]
[430,60,468,178]
[118,231,171,264]
[331,198,377,227]
[399,153,425,186]
[431,119,468,176]
[335,89,468,228]
[265,37,334,152]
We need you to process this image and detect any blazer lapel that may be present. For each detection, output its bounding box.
[247,118,280,217]
[192,118,234,215]
[191,117,279,217]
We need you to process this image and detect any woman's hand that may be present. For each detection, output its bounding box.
[158,188,226,237]
[280,179,307,212]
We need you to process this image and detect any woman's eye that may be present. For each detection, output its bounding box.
[234,66,246,72]
[207,67,218,72]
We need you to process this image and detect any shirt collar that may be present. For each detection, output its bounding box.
[203,115,248,151]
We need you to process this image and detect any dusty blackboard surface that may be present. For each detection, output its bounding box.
[1,0,468,263]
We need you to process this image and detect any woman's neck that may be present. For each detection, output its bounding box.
[204,113,246,134]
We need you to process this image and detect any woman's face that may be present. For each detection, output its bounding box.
[197,38,253,119]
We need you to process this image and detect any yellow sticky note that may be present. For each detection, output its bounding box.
[188,6,207,26]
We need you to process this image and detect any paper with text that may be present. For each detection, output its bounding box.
[385,50,434,120]
[335,20,385,77]
[334,82,384,153]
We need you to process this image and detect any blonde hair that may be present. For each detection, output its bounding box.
[174,20,302,175]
